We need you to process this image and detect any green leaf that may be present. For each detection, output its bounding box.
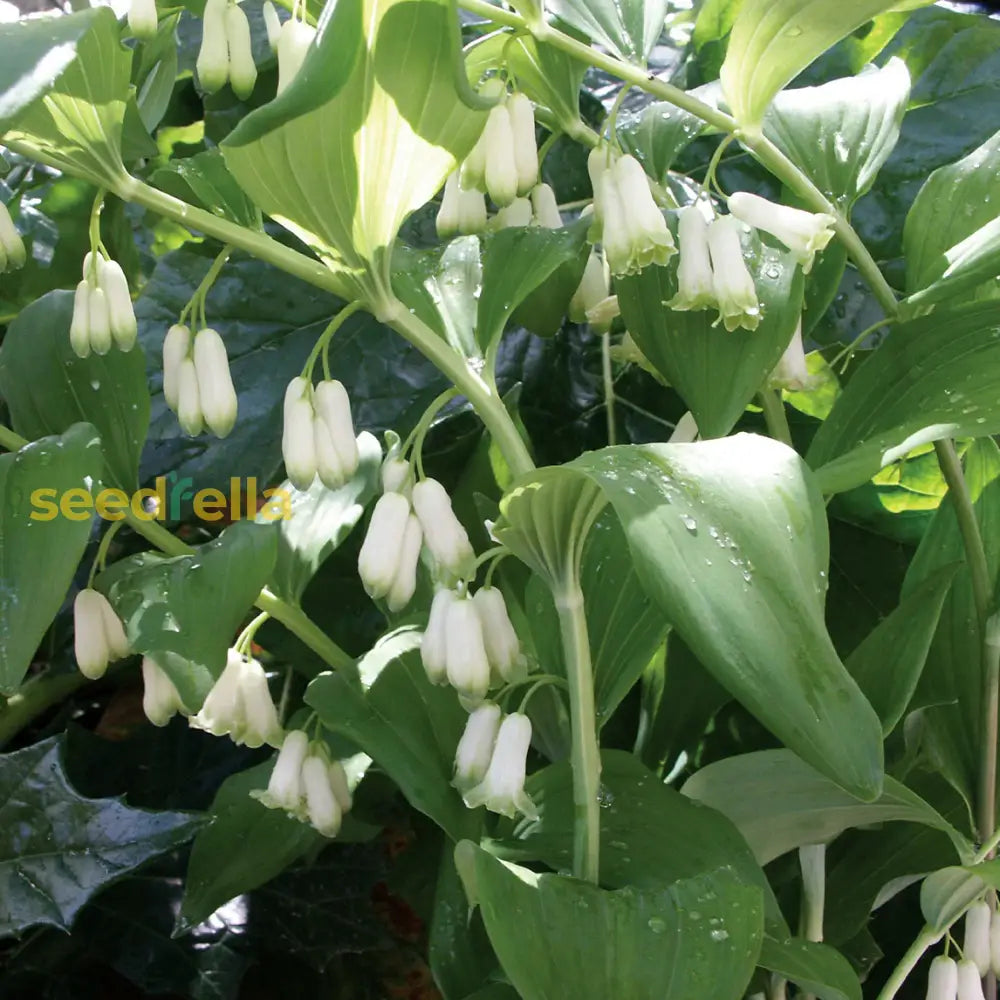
[133,14,180,133]
[720,0,903,127]
[845,565,958,735]
[497,437,885,799]
[920,866,986,932]
[682,749,971,866]
[758,935,862,1000]
[305,630,473,840]
[0,424,103,694]
[178,760,324,932]
[222,0,485,276]
[2,7,131,187]
[0,289,150,493]
[763,58,910,207]
[261,431,382,604]
[807,302,1000,494]
[617,229,804,439]
[618,100,707,186]
[0,735,203,937]
[151,149,262,231]
[471,847,764,1000]
[102,521,279,711]
[544,0,668,64]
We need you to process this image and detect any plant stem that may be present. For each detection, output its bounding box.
[758,389,793,447]
[0,671,91,748]
[555,585,601,883]
[874,925,944,1000]
[601,332,617,446]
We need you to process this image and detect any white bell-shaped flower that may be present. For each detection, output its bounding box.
[605,154,675,276]
[162,324,191,412]
[88,285,112,355]
[421,588,457,685]
[197,0,230,93]
[282,377,317,490]
[97,258,137,351]
[301,752,343,837]
[457,185,488,235]
[495,197,532,229]
[0,202,26,272]
[927,956,958,1000]
[453,702,501,792]
[483,104,519,207]
[991,910,1000,976]
[727,192,835,275]
[587,147,610,224]
[386,513,423,612]
[381,455,413,497]
[358,491,413,600]
[670,204,716,311]
[445,597,491,706]
[255,729,310,814]
[262,0,281,51]
[327,759,353,813]
[965,902,992,977]
[276,19,315,95]
[141,656,189,727]
[74,588,129,680]
[177,358,204,436]
[472,586,525,683]
[707,215,760,332]
[463,712,537,818]
[127,0,158,39]
[312,379,359,488]
[956,959,985,1000]
[770,318,811,391]
[569,251,610,324]
[225,2,257,100]
[530,183,563,229]
[70,281,92,359]
[437,172,464,239]
[507,93,538,196]
[190,649,283,748]
[192,327,238,438]
[411,477,475,581]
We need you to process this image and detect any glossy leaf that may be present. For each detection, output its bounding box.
[151,149,262,231]
[617,229,804,439]
[758,935,862,1000]
[0,289,150,493]
[807,302,1000,494]
[618,100,706,186]
[720,0,904,127]
[0,424,103,694]
[471,846,763,1000]
[920,866,986,932]
[682,749,970,865]
[544,0,668,64]
[0,735,203,937]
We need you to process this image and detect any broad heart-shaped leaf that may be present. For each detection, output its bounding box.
[222,0,485,278]
[544,0,668,65]
[719,0,903,127]
[845,565,958,735]
[306,630,474,841]
[178,760,324,932]
[497,436,885,799]
[682,749,971,866]
[150,149,262,231]
[0,424,103,694]
[471,847,763,1000]
[617,229,804,439]
[807,301,1000,495]
[618,100,707,186]
[0,289,150,493]
[259,431,381,604]
[762,58,910,208]
[2,7,131,187]
[903,128,1000,309]
[758,936,862,1000]
[101,521,278,711]
[0,735,203,937]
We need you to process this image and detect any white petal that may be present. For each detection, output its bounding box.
[225,3,257,100]
[302,754,342,836]
[411,478,474,581]
[74,589,110,680]
[276,19,315,95]
[386,513,423,613]
[445,598,491,705]
[453,702,501,791]
[358,492,411,599]
[162,324,192,412]
[421,588,457,684]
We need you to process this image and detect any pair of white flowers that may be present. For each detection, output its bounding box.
[197,0,257,99]
[437,178,564,239]
[282,376,360,491]
[927,900,1000,1000]
[162,324,239,438]
[0,202,26,274]
[254,729,354,837]
[261,2,316,95]
[70,251,137,357]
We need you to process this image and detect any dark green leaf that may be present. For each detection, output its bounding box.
[151,149,262,230]
[618,100,706,186]
[758,935,861,1000]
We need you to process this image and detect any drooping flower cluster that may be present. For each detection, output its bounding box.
[127,0,158,39]
[70,251,137,357]
[162,324,239,438]
[197,0,257,100]
[260,2,316,95]
[924,902,1000,1000]
[73,588,130,680]
[493,183,564,230]
[253,730,355,837]
[281,376,360,491]
[0,201,26,274]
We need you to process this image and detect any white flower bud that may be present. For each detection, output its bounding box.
[453,702,501,792]
[587,147,610,223]
[283,377,317,490]
[141,656,188,727]
[707,215,760,332]
[463,712,537,818]
[190,648,244,736]
[771,318,811,391]
[127,0,158,39]
[177,358,204,436]
[327,760,352,813]
[610,154,675,274]
[257,729,309,812]
[87,285,112,356]
[262,0,281,52]
[927,956,958,1000]
[381,455,413,496]
[437,172,463,239]
[386,513,423,613]
[569,251,609,324]
[668,410,699,443]
[302,753,343,836]
[197,0,230,94]
[313,380,359,487]
[965,902,992,977]
[956,959,985,1000]
[727,191,836,275]
[412,478,475,581]
[358,492,411,599]
[74,588,111,680]
[530,183,562,229]
[193,327,238,437]
[458,186,488,235]
[239,656,283,748]
[99,593,131,662]
[162,324,191,412]
[507,93,538,196]
[98,258,137,351]
[473,586,524,683]
[225,2,257,100]
[587,294,619,329]
[276,19,315,95]
[670,205,716,311]
[190,649,282,748]
[483,104,518,207]
[495,197,532,229]
[445,597,491,706]
[421,588,457,684]
[313,414,345,490]
[460,133,488,192]
[70,280,92,359]
[991,910,1000,976]
[0,202,26,271]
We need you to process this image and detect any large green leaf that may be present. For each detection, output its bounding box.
[682,749,970,865]
[496,436,885,799]
[0,735,202,937]
[151,149,262,231]
[0,424,103,694]
[544,0,668,65]
[471,847,763,1000]
[763,58,910,207]
[617,230,803,439]
[222,0,485,278]
[720,0,904,127]
[807,302,1000,494]
[758,935,862,1000]
[0,289,150,493]
[618,100,707,186]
